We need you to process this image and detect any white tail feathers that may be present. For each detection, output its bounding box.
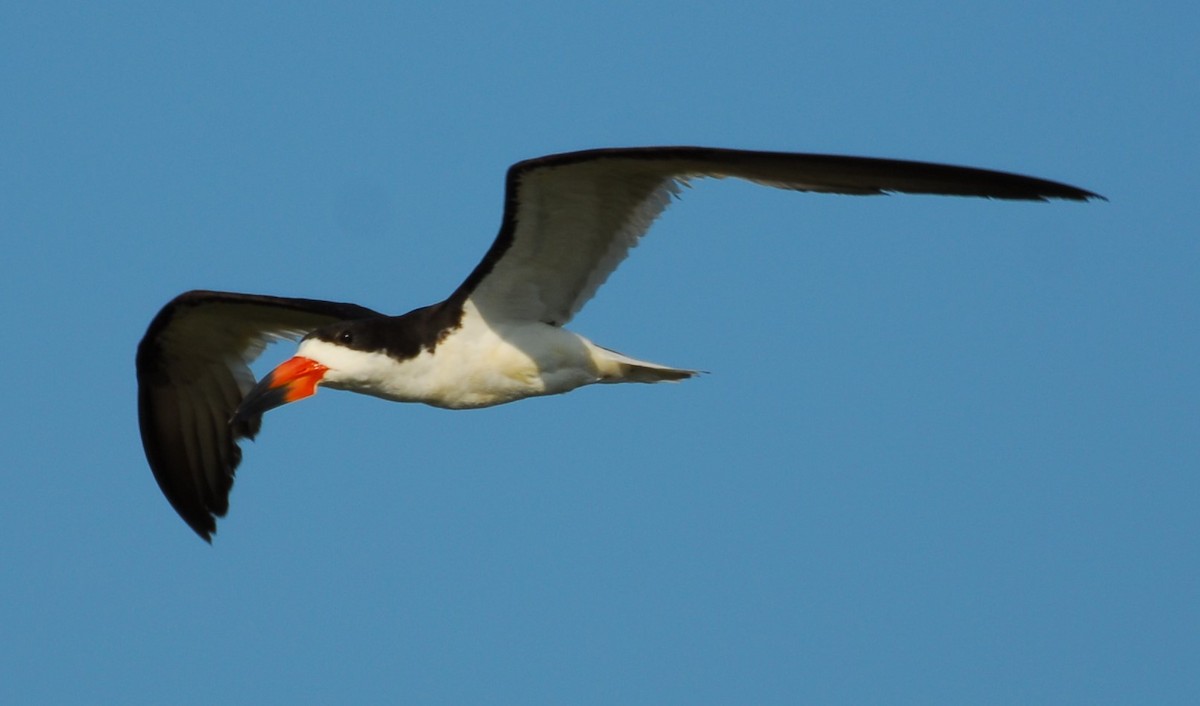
[590,343,700,384]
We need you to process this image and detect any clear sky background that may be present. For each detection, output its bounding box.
[2,2,1196,704]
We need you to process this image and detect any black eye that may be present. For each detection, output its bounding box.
[338,330,354,344]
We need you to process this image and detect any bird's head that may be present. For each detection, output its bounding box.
[230,320,386,437]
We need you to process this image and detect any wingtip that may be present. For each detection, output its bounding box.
[181,514,217,543]
[1050,185,1105,203]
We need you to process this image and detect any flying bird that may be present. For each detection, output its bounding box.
[137,146,1100,540]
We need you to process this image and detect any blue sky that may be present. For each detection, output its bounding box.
[2,2,1196,704]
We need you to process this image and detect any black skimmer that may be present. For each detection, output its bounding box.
[137,146,1099,540]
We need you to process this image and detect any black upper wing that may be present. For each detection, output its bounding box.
[137,290,382,541]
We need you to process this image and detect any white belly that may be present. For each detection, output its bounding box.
[408,316,603,408]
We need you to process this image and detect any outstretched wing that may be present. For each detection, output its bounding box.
[136,290,381,541]
[453,146,1099,326]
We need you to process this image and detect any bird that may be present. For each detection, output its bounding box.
[136,146,1100,540]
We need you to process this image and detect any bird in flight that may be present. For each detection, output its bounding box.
[136,146,1099,540]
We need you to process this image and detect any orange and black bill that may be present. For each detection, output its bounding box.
[231,357,329,437]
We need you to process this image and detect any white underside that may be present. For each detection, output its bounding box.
[295,300,694,409]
